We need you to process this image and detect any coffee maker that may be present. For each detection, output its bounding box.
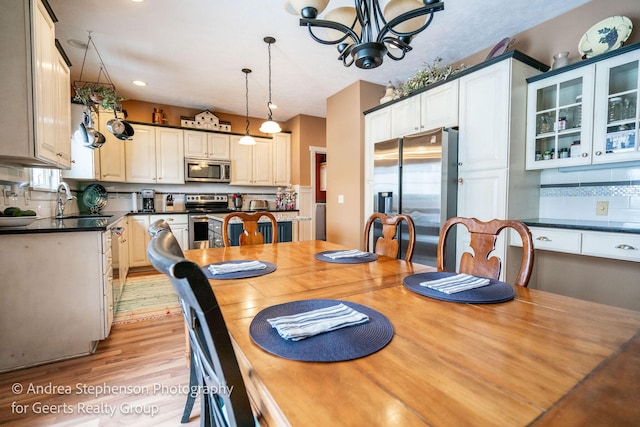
[141,189,155,212]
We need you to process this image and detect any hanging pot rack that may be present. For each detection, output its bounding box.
[72,32,123,114]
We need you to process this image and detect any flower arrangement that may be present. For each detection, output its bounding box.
[73,82,126,111]
[393,57,467,99]
[232,193,242,199]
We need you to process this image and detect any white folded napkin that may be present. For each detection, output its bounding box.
[324,249,370,259]
[208,260,267,275]
[267,303,370,341]
[420,273,490,294]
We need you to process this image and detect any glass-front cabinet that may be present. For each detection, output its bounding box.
[526,43,640,169]
[593,50,639,164]
[526,67,594,169]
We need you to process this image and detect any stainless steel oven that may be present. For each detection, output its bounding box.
[188,214,210,249]
[186,194,231,249]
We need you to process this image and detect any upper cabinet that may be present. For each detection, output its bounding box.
[272,132,291,186]
[184,130,230,160]
[0,0,71,168]
[391,80,459,137]
[126,124,184,184]
[526,43,640,169]
[230,136,273,186]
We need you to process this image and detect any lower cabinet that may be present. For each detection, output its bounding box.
[128,214,188,268]
[208,217,293,247]
[0,230,112,371]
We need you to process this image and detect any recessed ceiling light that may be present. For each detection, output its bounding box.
[132,80,147,86]
[67,39,88,49]
[131,0,144,2]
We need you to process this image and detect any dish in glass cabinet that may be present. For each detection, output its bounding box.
[0,216,38,227]
[578,16,633,59]
[82,184,108,213]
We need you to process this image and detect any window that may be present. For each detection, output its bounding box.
[30,168,61,191]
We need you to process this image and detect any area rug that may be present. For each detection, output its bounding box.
[113,274,182,324]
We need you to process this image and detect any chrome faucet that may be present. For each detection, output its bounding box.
[55,182,75,218]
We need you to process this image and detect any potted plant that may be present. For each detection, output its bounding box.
[73,82,125,111]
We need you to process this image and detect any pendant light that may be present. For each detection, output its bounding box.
[259,36,282,134]
[239,68,257,145]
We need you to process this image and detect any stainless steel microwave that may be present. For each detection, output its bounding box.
[184,158,231,183]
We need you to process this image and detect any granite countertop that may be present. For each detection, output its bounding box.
[0,211,131,235]
[520,218,640,235]
[207,212,310,222]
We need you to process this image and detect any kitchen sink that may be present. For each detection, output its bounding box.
[59,214,113,219]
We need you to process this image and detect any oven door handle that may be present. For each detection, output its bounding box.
[190,215,209,221]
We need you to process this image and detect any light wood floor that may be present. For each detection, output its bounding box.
[0,310,202,426]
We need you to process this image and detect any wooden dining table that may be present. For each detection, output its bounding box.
[185,240,640,427]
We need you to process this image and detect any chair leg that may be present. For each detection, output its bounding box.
[181,349,198,423]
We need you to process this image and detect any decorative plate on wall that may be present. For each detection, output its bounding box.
[578,16,633,59]
[82,184,108,213]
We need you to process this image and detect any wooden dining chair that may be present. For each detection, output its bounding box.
[147,221,256,426]
[436,217,534,287]
[222,211,278,247]
[364,212,416,261]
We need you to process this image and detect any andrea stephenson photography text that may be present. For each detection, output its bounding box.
[9,381,234,419]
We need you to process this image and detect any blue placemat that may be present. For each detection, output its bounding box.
[250,299,393,362]
[314,250,378,264]
[403,272,514,304]
[201,260,276,280]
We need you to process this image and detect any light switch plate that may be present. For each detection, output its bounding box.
[596,201,609,216]
[338,195,344,204]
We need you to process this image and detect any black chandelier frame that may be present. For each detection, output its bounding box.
[299,0,444,69]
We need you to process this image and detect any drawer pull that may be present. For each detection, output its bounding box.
[615,244,637,251]
[536,236,551,242]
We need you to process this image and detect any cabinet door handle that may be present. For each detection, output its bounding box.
[536,236,551,242]
[615,244,637,250]
[595,151,602,156]
[581,152,589,157]
[458,162,463,166]
[458,178,464,184]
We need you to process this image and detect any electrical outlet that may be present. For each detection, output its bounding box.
[596,201,609,216]
[338,195,344,204]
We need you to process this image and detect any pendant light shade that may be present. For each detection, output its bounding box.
[259,36,282,134]
[239,68,256,145]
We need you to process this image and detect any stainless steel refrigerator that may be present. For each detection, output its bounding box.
[372,127,458,269]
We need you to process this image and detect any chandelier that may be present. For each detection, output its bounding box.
[259,37,282,134]
[288,0,444,69]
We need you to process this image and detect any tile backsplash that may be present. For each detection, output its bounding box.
[539,166,640,222]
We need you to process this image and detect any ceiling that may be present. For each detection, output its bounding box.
[48,0,590,122]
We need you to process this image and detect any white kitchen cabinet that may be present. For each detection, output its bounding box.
[391,95,421,137]
[592,49,640,164]
[391,80,459,138]
[230,135,273,186]
[365,107,392,144]
[0,0,71,169]
[0,230,113,371]
[526,66,595,169]
[125,123,156,182]
[97,110,127,182]
[526,44,640,169]
[155,127,184,183]
[421,80,459,131]
[458,60,512,172]
[53,50,72,168]
[366,80,459,143]
[63,104,101,180]
[111,217,129,308]
[273,132,291,186]
[184,130,230,160]
[128,214,188,267]
[126,125,184,184]
[456,55,544,279]
[510,226,640,263]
